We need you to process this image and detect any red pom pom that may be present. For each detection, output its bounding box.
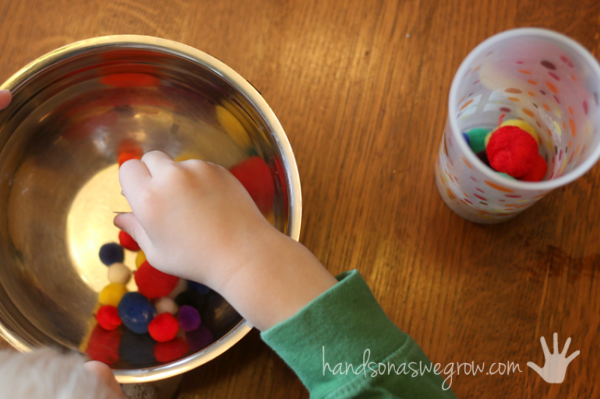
[117,139,143,158]
[148,313,179,342]
[134,261,180,299]
[101,73,160,88]
[230,157,275,214]
[487,126,539,177]
[519,154,548,182]
[119,230,140,251]
[154,337,189,363]
[118,152,141,166]
[96,305,122,331]
[85,325,121,364]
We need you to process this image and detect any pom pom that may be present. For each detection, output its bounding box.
[118,292,156,334]
[86,325,121,364]
[155,297,179,315]
[98,283,127,307]
[484,132,492,147]
[96,305,122,331]
[148,313,179,342]
[102,73,160,88]
[118,152,141,166]
[178,305,201,332]
[519,153,547,182]
[215,105,251,148]
[119,328,156,365]
[119,230,140,251]
[498,172,515,180]
[186,325,214,352]
[117,139,143,159]
[500,119,539,143]
[188,280,211,296]
[229,157,275,214]
[135,250,146,269]
[174,152,200,162]
[462,133,470,146]
[167,278,188,299]
[99,243,124,266]
[154,338,189,363]
[465,128,490,153]
[107,263,131,285]
[174,290,207,313]
[135,261,180,299]
[487,126,539,177]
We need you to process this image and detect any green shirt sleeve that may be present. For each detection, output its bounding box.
[261,270,457,399]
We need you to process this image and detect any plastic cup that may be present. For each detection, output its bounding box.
[435,28,600,223]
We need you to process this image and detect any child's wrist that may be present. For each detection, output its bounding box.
[215,231,338,331]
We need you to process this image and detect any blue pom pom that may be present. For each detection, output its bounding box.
[187,280,211,296]
[99,243,125,266]
[462,132,470,146]
[118,292,156,334]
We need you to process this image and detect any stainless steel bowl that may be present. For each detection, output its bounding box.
[0,35,301,383]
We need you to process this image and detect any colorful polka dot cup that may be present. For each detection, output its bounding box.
[435,28,600,224]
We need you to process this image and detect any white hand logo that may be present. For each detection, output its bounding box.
[527,333,580,384]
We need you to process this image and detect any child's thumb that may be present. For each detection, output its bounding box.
[114,212,150,249]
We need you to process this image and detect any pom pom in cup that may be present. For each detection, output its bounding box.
[0,36,301,383]
[435,28,600,223]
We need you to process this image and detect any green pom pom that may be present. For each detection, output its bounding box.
[497,172,515,180]
[466,128,491,154]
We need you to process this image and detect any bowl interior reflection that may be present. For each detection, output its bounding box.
[0,45,288,372]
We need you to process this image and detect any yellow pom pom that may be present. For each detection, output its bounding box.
[136,250,146,269]
[98,283,127,307]
[500,119,539,143]
[215,105,251,148]
[484,132,492,147]
[175,153,197,162]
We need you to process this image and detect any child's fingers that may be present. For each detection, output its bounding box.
[0,90,11,110]
[113,212,151,250]
[83,361,124,396]
[141,151,174,176]
[119,159,151,199]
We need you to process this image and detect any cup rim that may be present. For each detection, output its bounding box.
[448,27,600,191]
[0,35,302,383]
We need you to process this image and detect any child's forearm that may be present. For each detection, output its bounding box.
[208,230,338,331]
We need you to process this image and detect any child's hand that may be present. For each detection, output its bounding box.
[0,90,12,110]
[83,361,125,397]
[115,151,276,291]
[115,151,337,331]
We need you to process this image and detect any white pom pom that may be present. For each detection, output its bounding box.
[107,263,131,285]
[167,278,188,299]
[155,297,179,315]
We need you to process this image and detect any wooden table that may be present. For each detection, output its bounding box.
[1,0,599,398]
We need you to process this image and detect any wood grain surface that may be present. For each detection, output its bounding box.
[1,0,600,398]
